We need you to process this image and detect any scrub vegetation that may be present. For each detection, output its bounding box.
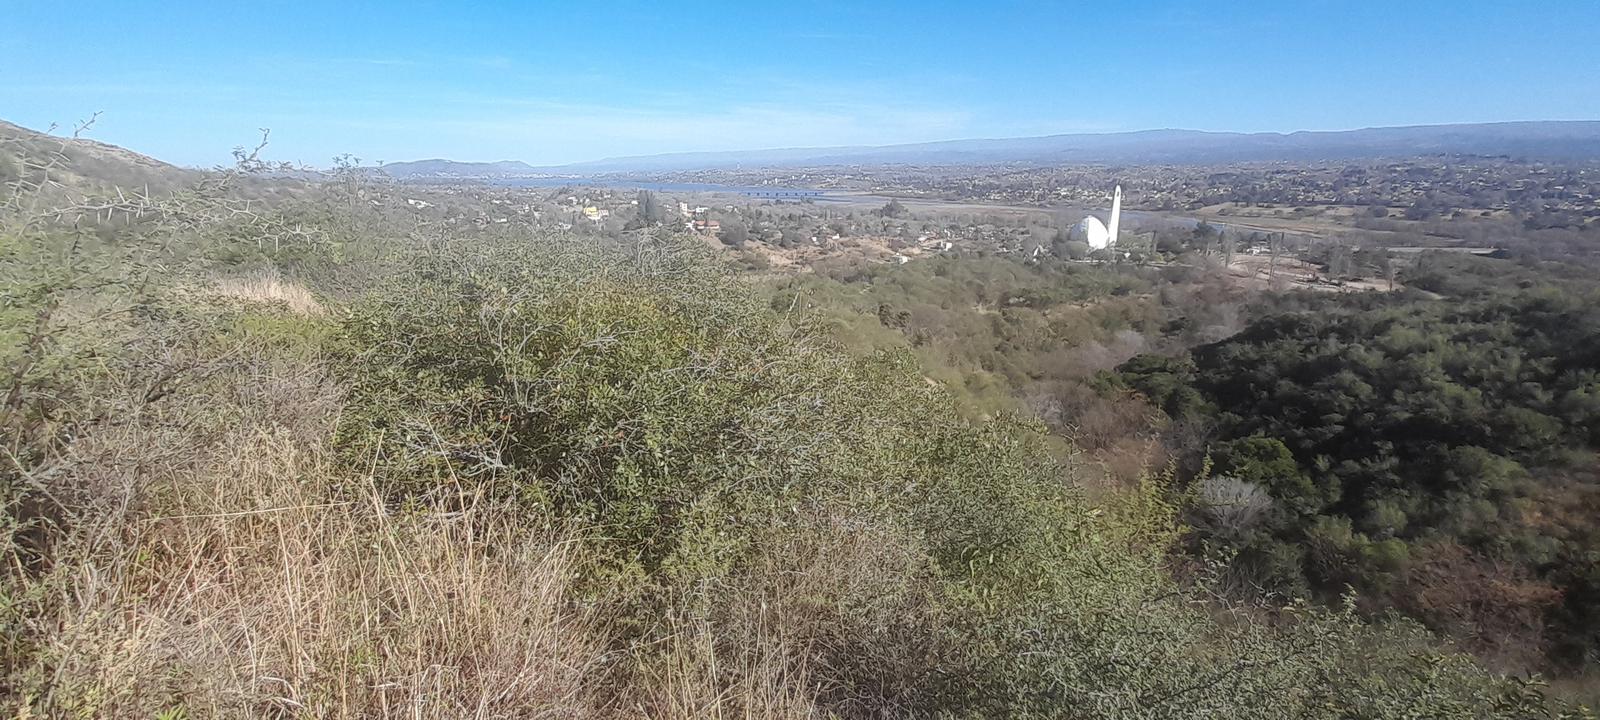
[2,126,1595,718]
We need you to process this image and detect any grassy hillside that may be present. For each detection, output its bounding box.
[0,120,314,237]
[763,254,1252,487]
[1,136,1593,717]
[751,226,1600,692]
[1,118,199,203]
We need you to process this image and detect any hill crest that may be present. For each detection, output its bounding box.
[381,121,1600,178]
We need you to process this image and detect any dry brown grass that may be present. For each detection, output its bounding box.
[634,609,819,720]
[5,341,607,718]
[28,455,607,718]
[2,309,838,719]
[209,271,324,315]
[675,512,935,719]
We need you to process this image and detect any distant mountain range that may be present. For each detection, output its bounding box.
[377,158,540,179]
[9,118,1598,184]
[379,121,1600,179]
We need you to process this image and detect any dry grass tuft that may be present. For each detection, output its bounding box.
[210,271,324,315]
[634,609,820,720]
[4,323,844,719]
[620,511,930,719]
[624,512,933,720]
[5,346,610,718]
[28,445,608,718]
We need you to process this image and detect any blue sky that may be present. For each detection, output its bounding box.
[3,0,1597,167]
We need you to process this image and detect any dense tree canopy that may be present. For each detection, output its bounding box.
[1116,254,1600,670]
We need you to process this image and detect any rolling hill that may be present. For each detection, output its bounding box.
[0,119,200,197]
[378,158,539,179]
[381,121,1600,178]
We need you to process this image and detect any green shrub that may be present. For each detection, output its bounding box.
[335,238,939,585]
[331,237,1572,718]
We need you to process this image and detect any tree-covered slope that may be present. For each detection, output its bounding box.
[1116,254,1600,672]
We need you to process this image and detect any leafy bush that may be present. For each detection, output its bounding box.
[336,239,933,583]
[1115,255,1600,672]
[331,237,1572,717]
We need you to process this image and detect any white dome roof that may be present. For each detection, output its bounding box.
[1077,216,1111,250]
